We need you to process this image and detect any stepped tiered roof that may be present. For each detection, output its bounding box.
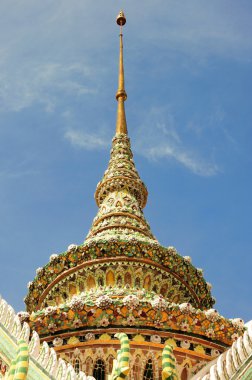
[23,12,244,353]
[5,10,249,380]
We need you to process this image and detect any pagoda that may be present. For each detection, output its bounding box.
[22,11,246,380]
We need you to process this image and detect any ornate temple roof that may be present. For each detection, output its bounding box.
[2,10,251,380]
[23,10,239,349]
[25,10,213,311]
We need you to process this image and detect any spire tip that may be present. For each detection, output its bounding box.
[115,10,127,135]
[116,10,126,26]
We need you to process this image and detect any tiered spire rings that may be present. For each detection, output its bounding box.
[25,10,215,317]
[86,11,156,245]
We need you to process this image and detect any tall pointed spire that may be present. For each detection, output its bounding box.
[116,10,127,135]
[85,11,157,246]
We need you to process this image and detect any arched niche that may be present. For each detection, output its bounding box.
[86,275,96,290]
[124,272,132,286]
[74,358,80,374]
[106,270,115,286]
[84,356,93,376]
[143,275,151,290]
[93,358,106,380]
[143,358,154,379]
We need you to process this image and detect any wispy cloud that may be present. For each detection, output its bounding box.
[132,106,220,177]
[63,106,220,177]
[0,1,250,117]
[0,1,246,177]
[0,62,96,113]
[142,144,219,177]
[0,0,252,111]
[64,129,109,150]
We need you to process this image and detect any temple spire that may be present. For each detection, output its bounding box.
[86,11,156,246]
[116,10,127,135]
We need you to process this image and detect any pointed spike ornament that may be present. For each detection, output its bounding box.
[116,10,128,135]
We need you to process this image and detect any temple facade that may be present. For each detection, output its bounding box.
[0,10,252,380]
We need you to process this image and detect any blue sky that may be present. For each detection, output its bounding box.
[0,0,251,321]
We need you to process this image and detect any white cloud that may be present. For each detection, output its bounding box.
[143,144,219,177]
[0,62,96,113]
[132,106,220,177]
[64,129,109,150]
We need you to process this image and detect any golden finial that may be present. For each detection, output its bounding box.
[116,10,126,27]
[115,10,127,135]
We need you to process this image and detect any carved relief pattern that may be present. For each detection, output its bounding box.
[42,261,191,308]
[25,244,214,312]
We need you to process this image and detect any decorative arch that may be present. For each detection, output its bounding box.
[93,358,106,380]
[137,351,159,380]
[96,270,105,287]
[84,356,93,376]
[143,274,152,290]
[106,270,115,286]
[74,358,80,374]
[40,260,194,309]
[86,274,96,290]
[107,354,115,375]
[179,358,192,380]
[72,348,83,374]
[131,354,142,379]
[135,276,141,288]
[124,271,132,286]
[116,274,123,286]
[181,367,189,380]
[143,358,154,379]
